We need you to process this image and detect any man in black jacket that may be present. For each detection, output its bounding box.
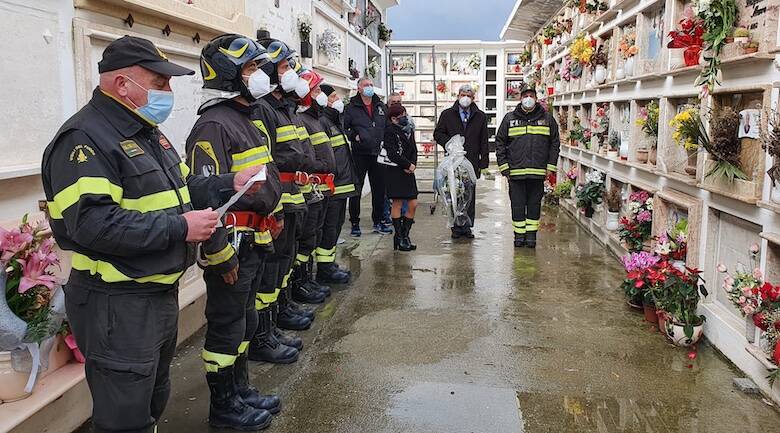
[343,77,391,237]
[433,84,489,239]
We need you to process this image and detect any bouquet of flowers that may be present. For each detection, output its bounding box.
[670,106,702,151]
[654,219,688,261]
[575,170,605,215]
[635,101,660,138]
[619,28,639,59]
[668,7,705,67]
[566,167,578,181]
[570,117,585,145]
[519,49,532,66]
[590,44,608,68]
[719,244,763,317]
[436,80,448,94]
[585,0,608,14]
[570,34,594,65]
[618,190,653,252]
[561,57,572,81]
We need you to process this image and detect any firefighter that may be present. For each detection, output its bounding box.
[41,36,265,433]
[292,70,338,296]
[495,84,560,248]
[186,34,284,430]
[316,84,357,284]
[248,38,316,364]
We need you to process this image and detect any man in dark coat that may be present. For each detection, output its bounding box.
[434,83,489,239]
[343,76,391,236]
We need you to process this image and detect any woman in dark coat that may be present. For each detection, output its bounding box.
[384,104,418,251]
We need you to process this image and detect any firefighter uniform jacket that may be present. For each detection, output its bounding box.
[255,94,311,212]
[299,106,336,196]
[495,104,560,179]
[42,88,233,292]
[320,106,358,199]
[185,99,283,274]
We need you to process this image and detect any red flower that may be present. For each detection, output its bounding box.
[774,341,780,365]
[754,312,768,331]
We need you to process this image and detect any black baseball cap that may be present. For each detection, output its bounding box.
[98,35,195,76]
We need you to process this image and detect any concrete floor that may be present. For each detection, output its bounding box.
[82,178,780,432]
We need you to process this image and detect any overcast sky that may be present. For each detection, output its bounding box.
[387,0,517,41]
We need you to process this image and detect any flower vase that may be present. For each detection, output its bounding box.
[0,351,31,402]
[624,56,636,77]
[746,315,756,344]
[643,303,659,327]
[594,65,607,84]
[619,140,629,160]
[636,148,649,163]
[616,68,625,80]
[648,146,658,165]
[606,211,620,231]
[771,183,780,204]
[584,206,595,218]
[683,46,702,67]
[669,48,686,69]
[685,149,697,176]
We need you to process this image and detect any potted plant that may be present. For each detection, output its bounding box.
[618,190,653,252]
[647,260,708,346]
[635,101,659,164]
[607,131,620,158]
[733,27,750,44]
[669,106,702,176]
[604,188,622,230]
[575,170,605,217]
[622,251,661,309]
[297,15,313,58]
[378,22,393,46]
[744,40,759,54]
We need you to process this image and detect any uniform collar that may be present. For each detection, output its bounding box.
[91,87,154,138]
[263,92,287,110]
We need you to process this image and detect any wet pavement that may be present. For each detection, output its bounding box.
[81,178,780,432]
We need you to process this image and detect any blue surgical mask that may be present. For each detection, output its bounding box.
[125,76,174,125]
[362,86,375,98]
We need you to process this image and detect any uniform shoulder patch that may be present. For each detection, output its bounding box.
[159,135,172,149]
[69,144,96,163]
[120,140,145,158]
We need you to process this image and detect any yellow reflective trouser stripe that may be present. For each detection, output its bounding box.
[296,126,309,140]
[526,219,540,232]
[498,163,509,172]
[254,231,273,245]
[310,132,330,146]
[334,184,356,195]
[300,184,313,194]
[509,168,547,176]
[231,146,272,172]
[316,247,336,263]
[48,177,123,219]
[330,135,347,148]
[256,288,280,309]
[509,126,526,136]
[296,253,310,263]
[202,349,237,373]
[205,244,235,266]
[72,253,184,284]
[281,268,293,289]
[527,126,550,135]
[276,125,297,143]
[512,220,526,234]
[547,164,557,171]
[120,186,191,213]
[238,341,250,354]
[281,192,305,205]
[179,162,191,179]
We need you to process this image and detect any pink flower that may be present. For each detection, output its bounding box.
[17,250,58,293]
[738,296,747,304]
[753,268,763,280]
[742,286,753,295]
[636,210,652,223]
[724,276,735,287]
[743,305,755,315]
[750,243,760,254]
[0,227,33,262]
[716,264,727,273]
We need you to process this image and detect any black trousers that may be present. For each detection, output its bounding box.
[64,280,178,433]
[203,244,264,365]
[508,178,544,235]
[317,197,347,264]
[257,211,300,309]
[349,153,386,226]
[297,197,328,263]
[454,183,477,230]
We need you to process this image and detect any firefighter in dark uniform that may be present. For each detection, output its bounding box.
[290,69,337,301]
[495,84,560,248]
[186,34,283,430]
[41,36,265,433]
[316,84,357,284]
[248,39,315,363]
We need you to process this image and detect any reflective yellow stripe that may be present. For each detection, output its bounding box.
[330,134,347,148]
[281,268,293,289]
[509,126,527,137]
[238,341,250,354]
[120,186,191,213]
[256,288,280,307]
[254,231,273,245]
[526,219,540,232]
[231,146,272,172]
[205,244,235,266]
[273,201,284,214]
[546,164,557,171]
[296,126,309,140]
[513,225,527,234]
[202,349,237,373]
[71,253,184,284]
[310,132,330,146]
[498,163,509,172]
[315,246,336,263]
[527,125,550,135]
[193,141,220,174]
[509,168,547,176]
[300,184,313,194]
[512,221,526,227]
[334,184,356,195]
[276,125,297,143]
[318,183,332,192]
[179,162,191,179]
[49,177,123,219]
[316,246,336,256]
[252,120,271,142]
[296,253,310,263]
[281,192,305,205]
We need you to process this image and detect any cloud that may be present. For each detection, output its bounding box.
[387,0,517,41]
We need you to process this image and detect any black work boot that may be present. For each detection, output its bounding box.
[392,218,404,250]
[526,231,537,249]
[303,261,331,297]
[276,301,312,331]
[274,328,303,350]
[234,353,281,414]
[402,217,417,250]
[207,367,273,430]
[514,233,526,248]
[317,262,351,284]
[291,280,327,303]
[248,309,299,364]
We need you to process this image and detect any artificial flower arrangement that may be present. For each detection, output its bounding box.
[693,0,738,95]
[618,27,639,59]
[566,167,578,182]
[543,25,558,44]
[569,116,585,146]
[519,49,532,66]
[297,14,313,42]
[584,0,608,14]
[436,80,448,94]
[618,190,653,252]
[670,106,702,151]
[570,34,594,65]
[590,44,608,70]
[719,244,763,318]
[317,28,343,63]
[653,219,688,262]
[762,110,780,188]
[667,6,705,67]
[575,169,605,217]
[590,102,610,148]
[703,106,748,181]
[378,22,393,42]
[635,100,660,139]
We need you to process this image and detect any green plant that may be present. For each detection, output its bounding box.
[543,25,557,39]
[378,22,393,41]
[646,260,708,338]
[733,27,750,38]
[608,131,620,151]
[553,180,573,198]
[635,100,659,138]
[297,15,312,41]
[699,107,748,181]
[695,0,738,93]
[604,189,622,212]
[576,171,605,211]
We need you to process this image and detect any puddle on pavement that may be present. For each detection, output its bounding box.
[390,382,524,433]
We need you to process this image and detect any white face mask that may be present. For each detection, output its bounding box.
[459,96,472,108]
[244,70,271,99]
[294,77,310,98]
[331,99,345,114]
[280,69,299,92]
[521,96,536,110]
[315,92,328,107]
